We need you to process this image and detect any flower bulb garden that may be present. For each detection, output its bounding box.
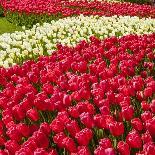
[0,0,155,154]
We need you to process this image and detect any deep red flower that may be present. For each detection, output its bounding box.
[5,140,20,154]
[66,120,80,137]
[109,122,124,136]
[131,118,143,131]
[94,146,116,155]
[122,105,134,121]
[150,100,155,114]
[26,109,39,122]
[62,137,77,153]
[126,130,142,149]
[34,148,48,155]
[76,146,91,155]
[143,142,155,155]
[16,123,30,137]
[99,138,112,149]
[80,112,94,128]
[53,132,66,148]
[75,128,93,146]
[143,87,153,98]
[141,131,153,144]
[146,118,155,138]
[50,119,64,133]
[40,122,51,135]
[33,130,49,149]
[63,94,72,107]
[117,141,130,155]
[141,101,150,111]
[68,106,80,118]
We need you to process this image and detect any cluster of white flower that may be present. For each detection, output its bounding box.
[0,15,154,67]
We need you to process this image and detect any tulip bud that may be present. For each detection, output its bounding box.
[122,105,134,121]
[26,109,39,122]
[131,118,143,131]
[109,122,124,136]
[146,118,155,138]
[17,123,30,137]
[33,130,49,148]
[50,119,64,133]
[63,94,72,107]
[117,141,130,155]
[75,128,93,146]
[34,148,48,155]
[141,101,150,111]
[141,131,153,144]
[66,120,80,137]
[150,100,155,114]
[40,122,51,135]
[143,142,155,155]
[5,140,20,154]
[68,106,79,118]
[53,132,66,148]
[80,112,94,128]
[99,138,112,149]
[62,137,77,153]
[126,130,142,149]
[141,111,153,123]
[144,87,153,98]
[77,146,90,155]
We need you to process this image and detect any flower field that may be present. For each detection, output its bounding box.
[0,0,155,155]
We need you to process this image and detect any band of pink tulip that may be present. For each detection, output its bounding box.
[0,33,154,154]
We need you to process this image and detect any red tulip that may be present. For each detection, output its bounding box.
[33,130,49,149]
[66,120,80,137]
[141,101,150,111]
[117,141,130,155]
[62,137,77,153]
[17,123,30,137]
[5,140,20,154]
[143,87,153,98]
[126,130,142,149]
[34,148,48,155]
[143,142,155,155]
[77,146,91,155]
[131,118,143,131]
[63,94,72,107]
[109,122,124,136]
[150,100,155,113]
[122,105,134,121]
[50,119,64,133]
[26,109,39,122]
[146,118,155,138]
[75,128,93,146]
[141,131,153,144]
[53,132,66,148]
[80,112,94,128]
[99,138,112,149]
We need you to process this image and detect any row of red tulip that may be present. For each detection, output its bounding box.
[0,0,155,18]
[0,33,154,154]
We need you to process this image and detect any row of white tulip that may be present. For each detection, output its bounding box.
[0,15,155,67]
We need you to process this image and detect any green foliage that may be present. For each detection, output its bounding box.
[0,17,22,34]
[122,0,151,4]
[0,5,3,16]
[6,11,64,28]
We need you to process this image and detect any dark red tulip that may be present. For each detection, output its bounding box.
[117,141,130,155]
[126,130,142,149]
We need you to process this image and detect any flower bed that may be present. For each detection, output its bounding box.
[0,33,155,154]
[1,0,155,27]
[0,15,155,68]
